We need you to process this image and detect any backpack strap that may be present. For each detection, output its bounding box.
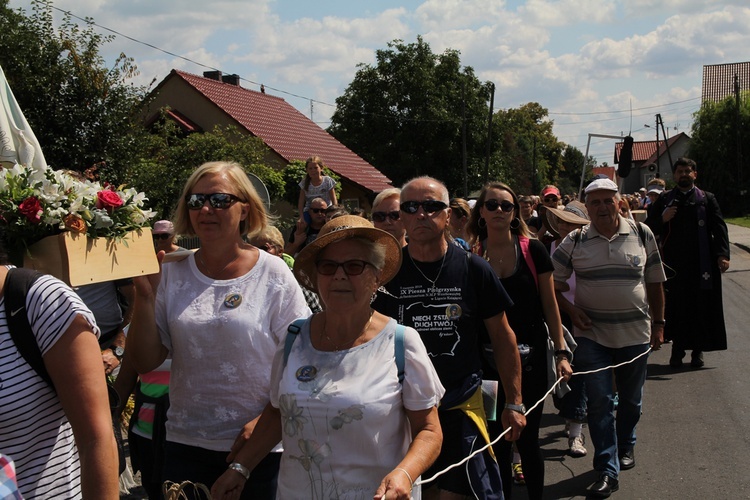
[395,324,406,384]
[518,236,538,289]
[283,318,306,366]
[4,268,53,390]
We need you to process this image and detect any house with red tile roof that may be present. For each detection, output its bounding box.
[613,132,690,193]
[142,69,393,211]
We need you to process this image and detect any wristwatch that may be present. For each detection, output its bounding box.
[112,345,125,361]
[504,403,527,414]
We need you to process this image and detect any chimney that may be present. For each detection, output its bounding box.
[222,74,240,86]
[203,70,222,81]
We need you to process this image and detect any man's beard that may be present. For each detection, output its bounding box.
[677,177,693,188]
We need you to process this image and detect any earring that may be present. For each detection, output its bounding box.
[478,217,487,228]
[510,217,520,230]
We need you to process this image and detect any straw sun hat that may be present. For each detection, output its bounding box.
[539,201,590,240]
[293,215,403,292]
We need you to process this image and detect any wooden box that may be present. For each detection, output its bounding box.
[24,229,159,286]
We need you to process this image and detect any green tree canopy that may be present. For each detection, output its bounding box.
[0,0,147,173]
[689,93,750,216]
[328,36,492,194]
[121,120,282,219]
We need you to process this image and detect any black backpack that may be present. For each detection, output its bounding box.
[3,267,126,474]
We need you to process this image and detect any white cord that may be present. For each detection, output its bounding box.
[416,347,652,486]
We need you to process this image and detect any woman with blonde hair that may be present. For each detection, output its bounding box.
[467,181,571,500]
[128,161,310,499]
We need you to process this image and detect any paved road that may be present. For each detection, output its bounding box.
[514,235,750,499]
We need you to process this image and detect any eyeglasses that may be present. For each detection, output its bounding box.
[153,233,172,240]
[483,199,515,213]
[543,196,559,202]
[400,200,448,214]
[310,208,327,214]
[316,259,372,276]
[372,211,400,222]
[185,193,241,210]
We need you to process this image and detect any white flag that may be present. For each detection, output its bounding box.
[0,63,47,172]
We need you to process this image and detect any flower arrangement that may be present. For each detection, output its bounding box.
[0,163,156,253]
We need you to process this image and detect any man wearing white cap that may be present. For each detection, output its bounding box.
[551,178,666,498]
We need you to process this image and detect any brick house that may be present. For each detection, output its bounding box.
[142,70,393,213]
[613,132,690,193]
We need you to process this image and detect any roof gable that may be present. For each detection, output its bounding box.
[614,133,689,164]
[169,70,392,193]
[702,61,750,104]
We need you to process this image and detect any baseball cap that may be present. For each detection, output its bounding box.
[153,220,175,234]
[647,187,663,195]
[584,178,619,195]
[541,186,560,198]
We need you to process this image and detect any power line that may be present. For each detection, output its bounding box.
[548,97,700,116]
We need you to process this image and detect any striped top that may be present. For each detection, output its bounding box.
[552,217,666,348]
[0,272,99,499]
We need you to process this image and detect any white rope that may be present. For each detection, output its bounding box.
[416,347,652,486]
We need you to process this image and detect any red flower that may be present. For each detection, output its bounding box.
[96,190,124,211]
[19,196,43,224]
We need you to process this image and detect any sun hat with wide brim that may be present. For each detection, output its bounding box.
[539,201,590,240]
[293,215,403,292]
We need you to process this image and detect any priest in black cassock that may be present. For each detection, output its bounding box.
[645,157,730,368]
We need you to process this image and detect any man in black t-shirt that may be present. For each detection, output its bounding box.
[372,176,524,499]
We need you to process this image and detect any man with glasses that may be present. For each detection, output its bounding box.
[285,197,328,257]
[372,176,524,500]
[152,220,183,254]
[645,157,729,369]
[371,188,407,247]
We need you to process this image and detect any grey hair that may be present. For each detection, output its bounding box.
[401,176,450,203]
[373,187,401,208]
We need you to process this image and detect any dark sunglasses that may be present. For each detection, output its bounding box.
[372,211,400,223]
[152,233,172,240]
[483,199,515,213]
[400,200,448,214]
[544,195,559,202]
[186,193,241,210]
[316,259,372,276]
[310,208,327,214]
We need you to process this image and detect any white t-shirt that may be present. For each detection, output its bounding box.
[156,251,310,451]
[271,317,445,499]
[299,176,336,211]
[0,272,99,499]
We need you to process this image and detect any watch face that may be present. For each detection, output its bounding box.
[114,346,125,357]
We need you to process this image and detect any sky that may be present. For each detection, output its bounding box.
[8,0,750,166]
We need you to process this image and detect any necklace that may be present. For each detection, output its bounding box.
[197,249,241,278]
[320,310,374,351]
[483,237,518,275]
[408,250,447,293]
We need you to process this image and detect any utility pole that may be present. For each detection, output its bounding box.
[735,73,743,190]
[483,82,495,184]
[461,81,468,197]
[657,114,673,169]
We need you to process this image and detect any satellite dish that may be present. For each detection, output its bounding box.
[246,172,270,210]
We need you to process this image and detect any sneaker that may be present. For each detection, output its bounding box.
[512,462,525,485]
[690,350,704,368]
[568,434,587,457]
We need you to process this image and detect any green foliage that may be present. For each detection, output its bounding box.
[328,36,492,195]
[120,121,280,219]
[489,102,565,196]
[0,0,148,173]
[281,160,342,208]
[689,93,750,216]
[560,145,597,196]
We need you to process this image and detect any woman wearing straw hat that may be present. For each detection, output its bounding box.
[212,216,444,500]
[467,182,571,500]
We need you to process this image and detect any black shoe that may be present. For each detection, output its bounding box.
[588,474,619,498]
[690,351,704,368]
[619,449,635,470]
[670,347,685,368]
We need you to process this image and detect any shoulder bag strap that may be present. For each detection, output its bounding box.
[395,324,406,384]
[283,318,306,366]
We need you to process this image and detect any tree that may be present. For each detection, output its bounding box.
[0,0,147,172]
[121,121,283,219]
[560,145,597,196]
[328,36,492,194]
[689,93,750,216]
[488,103,565,195]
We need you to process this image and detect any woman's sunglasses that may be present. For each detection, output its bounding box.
[372,211,400,223]
[185,193,241,210]
[400,200,448,214]
[316,259,372,276]
[153,233,172,240]
[483,199,515,213]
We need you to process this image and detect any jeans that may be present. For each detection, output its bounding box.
[575,337,649,479]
